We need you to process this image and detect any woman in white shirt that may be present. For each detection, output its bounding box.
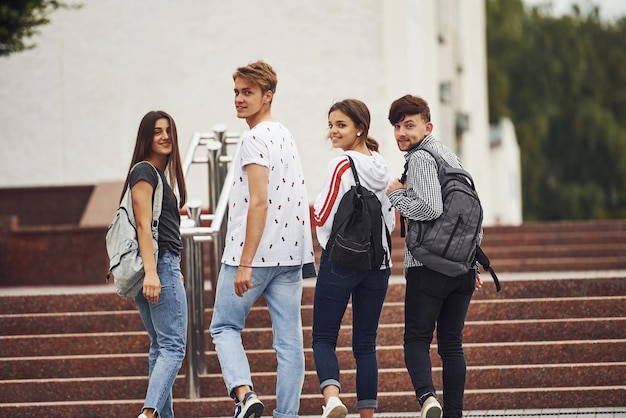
[312,99,395,418]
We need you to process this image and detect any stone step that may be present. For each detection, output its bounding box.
[235,318,626,350]
[248,296,626,328]
[1,273,624,414]
[0,353,148,379]
[3,339,624,379]
[469,274,626,299]
[480,230,626,246]
[0,310,145,335]
[3,296,624,335]
[474,256,626,273]
[333,243,626,275]
[387,224,626,245]
[381,223,626,274]
[0,331,149,357]
[214,363,626,398]
[2,386,626,417]
[481,242,626,258]
[465,296,626,320]
[4,339,624,380]
[0,291,137,314]
[3,220,626,288]
[206,340,626,373]
[382,255,626,275]
[483,220,626,234]
[2,316,624,358]
[2,274,625,314]
[2,363,624,403]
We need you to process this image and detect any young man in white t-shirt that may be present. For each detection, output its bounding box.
[209,61,316,418]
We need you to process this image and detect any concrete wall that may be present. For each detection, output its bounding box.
[490,118,523,225]
[0,0,520,226]
[0,186,93,226]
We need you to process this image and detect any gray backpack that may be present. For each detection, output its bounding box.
[105,162,162,298]
[404,146,500,287]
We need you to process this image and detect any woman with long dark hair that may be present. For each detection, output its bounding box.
[122,110,187,418]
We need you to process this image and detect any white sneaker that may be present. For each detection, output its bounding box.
[321,396,348,418]
[137,414,148,418]
[421,396,442,418]
[234,391,264,418]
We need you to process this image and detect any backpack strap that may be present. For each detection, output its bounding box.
[346,154,393,269]
[475,245,501,292]
[421,145,477,190]
[345,155,361,187]
[398,147,450,238]
[148,164,163,232]
[399,160,409,238]
[398,147,467,238]
[383,222,392,269]
[129,161,164,238]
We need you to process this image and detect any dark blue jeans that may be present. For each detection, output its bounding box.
[404,266,475,418]
[312,250,390,410]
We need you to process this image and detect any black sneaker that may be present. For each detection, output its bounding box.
[234,391,265,418]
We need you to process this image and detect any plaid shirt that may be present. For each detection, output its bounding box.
[387,134,465,270]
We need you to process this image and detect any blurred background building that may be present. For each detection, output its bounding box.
[0,0,522,226]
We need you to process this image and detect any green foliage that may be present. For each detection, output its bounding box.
[0,0,81,57]
[486,0,626,220]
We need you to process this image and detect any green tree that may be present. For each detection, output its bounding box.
[0,0,81,57]
[486,0,626,221]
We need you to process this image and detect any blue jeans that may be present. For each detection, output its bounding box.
[134,251,188,418]
[210,264,305,418]
[312,250,390,410]
[404,266,475,418]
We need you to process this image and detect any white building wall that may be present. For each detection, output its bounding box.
[0,0,520,225]
[490,118,523,225]
[455,0,495,224]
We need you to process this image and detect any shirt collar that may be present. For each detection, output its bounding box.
[404,134,436,160]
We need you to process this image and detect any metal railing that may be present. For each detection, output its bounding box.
[179,124,241,398]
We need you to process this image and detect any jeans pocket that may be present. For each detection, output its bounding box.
[330,262,358,279]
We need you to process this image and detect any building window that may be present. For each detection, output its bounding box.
[440,82,452,104]
[455,112,470,136]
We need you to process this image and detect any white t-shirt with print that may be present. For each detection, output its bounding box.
[222,120,315,268]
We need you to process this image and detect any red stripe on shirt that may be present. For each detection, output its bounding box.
[314,158,351,226]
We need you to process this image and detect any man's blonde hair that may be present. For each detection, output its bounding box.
[233,61,278,99]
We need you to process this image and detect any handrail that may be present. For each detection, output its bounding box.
[181,161,234,240]
[179,125,241,399]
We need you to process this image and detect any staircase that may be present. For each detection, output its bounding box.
[1,220,625,417]
[378,219,626,276]
[478,220,626,273]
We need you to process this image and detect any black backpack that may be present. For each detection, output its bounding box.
[326,155,391,271]
[401,146,500,291]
